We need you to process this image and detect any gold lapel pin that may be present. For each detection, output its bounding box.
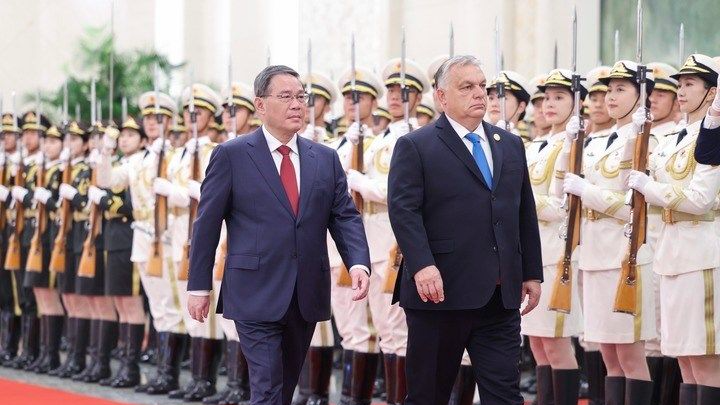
[493,133,501,141]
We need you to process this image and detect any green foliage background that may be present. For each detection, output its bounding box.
[600,0,720,68]
[35,26,180,125]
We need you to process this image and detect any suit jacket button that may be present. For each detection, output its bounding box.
[492,246,498,252]
[292,252,298,258]
[491,195,497,201]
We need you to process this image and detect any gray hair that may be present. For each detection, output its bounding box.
[254,65,300,97]
[434,55,483,89]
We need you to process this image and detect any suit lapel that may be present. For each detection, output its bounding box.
[435,114,488,188]
[483,121,504,191]
[245,129,295,218]
[296,137,317,223]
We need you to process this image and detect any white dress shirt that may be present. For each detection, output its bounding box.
[446,115,494,173]
[190,126,368,297]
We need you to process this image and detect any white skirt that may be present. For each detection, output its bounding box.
[661,268,720,356]
[521,264,583,338]
[582,266,656,344]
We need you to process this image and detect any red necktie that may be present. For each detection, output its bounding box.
[277,145,299,216]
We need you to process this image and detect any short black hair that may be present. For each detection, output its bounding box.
[254,65,300,97]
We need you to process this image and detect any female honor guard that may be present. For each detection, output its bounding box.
[559,60,657,404]
[6,111,47,369]
[520,69,585,405]
[486,70,531,142]
[49,121,93,378]
[627,54,720,405]
[89,117,147,388]
[23,124,65,374]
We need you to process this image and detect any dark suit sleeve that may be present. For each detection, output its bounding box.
[188,145,232,292]
[517,141,543,282]
[327,150,371,271]
[695,118,720,165]
[388,135,435,277]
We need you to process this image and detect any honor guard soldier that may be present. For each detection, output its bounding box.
[5,111,48,369]
[23,124,65,374]
[48,120,92,379]
[627,54,720,405]
[96,90,186,394]
[372,102,391,135]
[486,70,532,144]
[155,83,223,402]
[560,61,658,404]
[221,81,256,138]
[89,117,147,388]
[169,115,188,149]
[648,63,682,143]
[525,74,551,163]
[522,69,587,405]
[345,57,430,405]
[0,112,22,366]
[416,95,436,127]
[299,72,337,143]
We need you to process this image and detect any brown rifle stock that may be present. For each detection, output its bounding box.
[77,170,101,278]
[337,137,365,288]
[614,121,651,315]
[383,243,403,294]
[548,129,585,313]
[26,160,47,272]
[5,157,25,271]
[178,144,201,281]
[49,159,72,273]
[146,148,168,278]
[213,238,227,281]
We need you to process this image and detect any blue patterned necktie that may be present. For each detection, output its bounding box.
[465,132,493,187]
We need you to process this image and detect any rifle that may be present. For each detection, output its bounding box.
[306,39,315,130]
[4,93,24,271]
[78,81,102,278]
[213,238,227,281]
[26,96,46,272]
[146,66,168,278]
[49,84,70,273]
[615,0,649,315]
[178,85,200,281]
[549,7,584,313]
[0,94,6,233]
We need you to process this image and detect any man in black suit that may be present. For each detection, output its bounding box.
[387,55,542,405]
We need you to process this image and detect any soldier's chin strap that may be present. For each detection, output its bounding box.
[688,87,713,116]
[619,94,642,121]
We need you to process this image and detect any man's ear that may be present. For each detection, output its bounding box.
[254,97,265,115]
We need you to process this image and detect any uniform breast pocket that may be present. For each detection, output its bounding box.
[226,254,259,271]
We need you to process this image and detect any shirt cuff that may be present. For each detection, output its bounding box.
[188,290,211,297]
[704,112,720,130]
[348,265,370,276]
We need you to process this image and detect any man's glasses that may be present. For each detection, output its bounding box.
[261,92,310,104]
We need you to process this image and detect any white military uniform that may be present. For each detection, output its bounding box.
[521,131,583,338]
[641,120,720,356]
[325,135,377,353]
[165,135,223,339]
[358,118,418,357]
[556,122,656,344]
[97,147,185,334]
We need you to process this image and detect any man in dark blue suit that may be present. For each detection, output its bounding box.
[186,65,371,405]
[388,56,542,405]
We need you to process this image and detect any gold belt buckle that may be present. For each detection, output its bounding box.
[662,209,674,224]
[586,208,597,221]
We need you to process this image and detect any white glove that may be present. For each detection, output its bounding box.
[627,170,650,194]
[153,178,173,197]
[0,185,8,202]
[87,148,102,166]
[59,183,78,201]
[0,153,5,167]
[562,173,589,197]
[347,169,371,194]
[299,125,324,142]
[11,186,28,203]
[345,122,370,145]
[188,180,201,200]
[59,148,70,163]
[185,138,199,155]
[87,185,107,205]
[389,121,411,138]
[631,107,651,133]
[565,116,581,137]
[103,133,117,150]
[148,138,169,155]
[32,187,52,204]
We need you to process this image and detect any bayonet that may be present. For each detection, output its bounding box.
[449,23,454,58]
[494,17,507,129]
[121,97,127,123]
[614,29,620,62]
[678,23,685,68]
[228,53,237,136]
[351,33,362,132]
[400,26,410,126]
[109,0,115,124]
[307,38,315,129]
